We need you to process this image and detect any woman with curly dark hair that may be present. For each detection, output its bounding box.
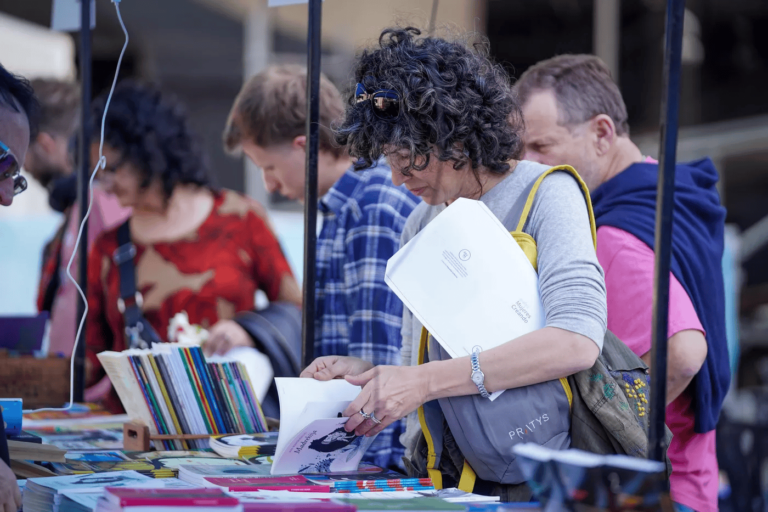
[84,81,301,410]
[301,28,608,498]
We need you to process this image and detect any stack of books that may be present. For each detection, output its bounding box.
[210,433,278,459]
[94,488,241,512]
[98,345,267,450]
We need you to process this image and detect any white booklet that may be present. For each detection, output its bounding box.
[270,378,377,475]
[385,198,545,398]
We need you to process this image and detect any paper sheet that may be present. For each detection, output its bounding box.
[385,199,546,397]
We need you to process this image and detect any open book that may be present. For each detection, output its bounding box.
[270,378,376,475]
[385,198,545,398]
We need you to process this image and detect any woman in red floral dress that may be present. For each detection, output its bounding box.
[85,81,301,409]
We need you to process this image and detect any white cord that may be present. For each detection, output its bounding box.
[24,0,129,414]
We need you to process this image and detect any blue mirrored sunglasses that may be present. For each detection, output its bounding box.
[0,141,27,197]
[355,83,401,119]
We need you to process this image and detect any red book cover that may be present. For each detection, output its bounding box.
[206,476,310,485]
[228,485,331,492]
[104,487,240,507]
[204,476,331,493]
[242,503,357,512]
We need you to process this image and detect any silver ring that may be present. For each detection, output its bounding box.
[369,412,382,425]
[359,409,371,420]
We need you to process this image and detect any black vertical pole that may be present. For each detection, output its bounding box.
[301,0,322,369]
[74,0,92,404]
[648,0,686,463]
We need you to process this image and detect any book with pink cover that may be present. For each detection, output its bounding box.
[204,475,331,492]
[103,487,239,507]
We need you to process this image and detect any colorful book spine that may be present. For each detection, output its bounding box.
[190,347,226,433]
[214,364,243,433]
[174,347,212,436]
[331,478,434,490]
[205,360,235,433]
[222,363,253,433]
[140,353,182,450]
[335,485,436,493]
[148,354,188,450]
[166,351,206,447]
[181,347,218,434]
[130,356,171,450]
[153,355,191,450]
[127,355,165,446]
[234,362,267,432]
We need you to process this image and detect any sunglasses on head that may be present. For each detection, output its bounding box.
[355,82,401,120]
[0,141,27,197]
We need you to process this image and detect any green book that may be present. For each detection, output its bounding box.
[343,498,465,511]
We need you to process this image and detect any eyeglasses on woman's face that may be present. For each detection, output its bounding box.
[0,140,27,197]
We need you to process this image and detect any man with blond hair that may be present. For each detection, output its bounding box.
[516,54,728,512]
[222,65,418,470]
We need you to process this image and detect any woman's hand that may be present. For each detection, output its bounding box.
[300,356,373,381]
[342,365,429,437]
[204,320,254,356]
[0,459,21,512]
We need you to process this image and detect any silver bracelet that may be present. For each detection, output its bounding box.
[470,346,491,399]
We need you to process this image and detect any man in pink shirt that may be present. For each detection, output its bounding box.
[25,79,131,357]
[516,55,729,512]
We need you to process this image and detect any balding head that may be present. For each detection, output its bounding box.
[0,63,38,206]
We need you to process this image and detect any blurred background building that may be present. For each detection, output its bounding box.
[0,0,766,386]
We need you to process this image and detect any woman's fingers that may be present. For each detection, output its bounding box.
[215,336,232,355]
[203,332,225,356]
[300,357,337,379]
[364,414,392,437]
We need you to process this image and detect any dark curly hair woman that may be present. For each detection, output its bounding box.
[84,81,301,410]
[301,28,608,499]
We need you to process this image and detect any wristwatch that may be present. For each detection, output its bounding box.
[470,346,491,399]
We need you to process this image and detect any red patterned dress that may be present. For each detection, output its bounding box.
[85,190,293,397]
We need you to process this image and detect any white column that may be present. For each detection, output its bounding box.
[243,0,271,207]
[593,0,620,82]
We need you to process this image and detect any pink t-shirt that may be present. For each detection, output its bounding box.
[47,186,131,356]
[597,225,718,512]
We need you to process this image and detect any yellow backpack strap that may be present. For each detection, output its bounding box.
[514,164,597,250]
[457,460,477,492]
[416,327,443,489]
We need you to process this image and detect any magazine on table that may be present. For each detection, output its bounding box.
[271,378,377,475]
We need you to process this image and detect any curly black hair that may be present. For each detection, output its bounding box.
[91,80,212,199]
[334,27,524,176]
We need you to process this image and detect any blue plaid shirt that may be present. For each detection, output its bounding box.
[315,161,419,469]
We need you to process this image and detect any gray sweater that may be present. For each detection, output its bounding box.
[398,160,608,457]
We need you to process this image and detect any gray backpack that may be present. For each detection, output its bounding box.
[407,165,668,494]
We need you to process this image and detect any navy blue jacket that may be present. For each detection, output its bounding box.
[591,158,729,433]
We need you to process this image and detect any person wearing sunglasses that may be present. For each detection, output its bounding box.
[223,64,419,471]
[0,62,39,512]
[0,63,37,207]
[300,28,609,499]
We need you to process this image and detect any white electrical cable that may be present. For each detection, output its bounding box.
[23,0,129,414]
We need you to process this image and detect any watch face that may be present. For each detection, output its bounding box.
[471,371,483,385]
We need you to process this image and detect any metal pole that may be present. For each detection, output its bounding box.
[648,0,686,463]
[301,0,322,369]
[74,0,92,404]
